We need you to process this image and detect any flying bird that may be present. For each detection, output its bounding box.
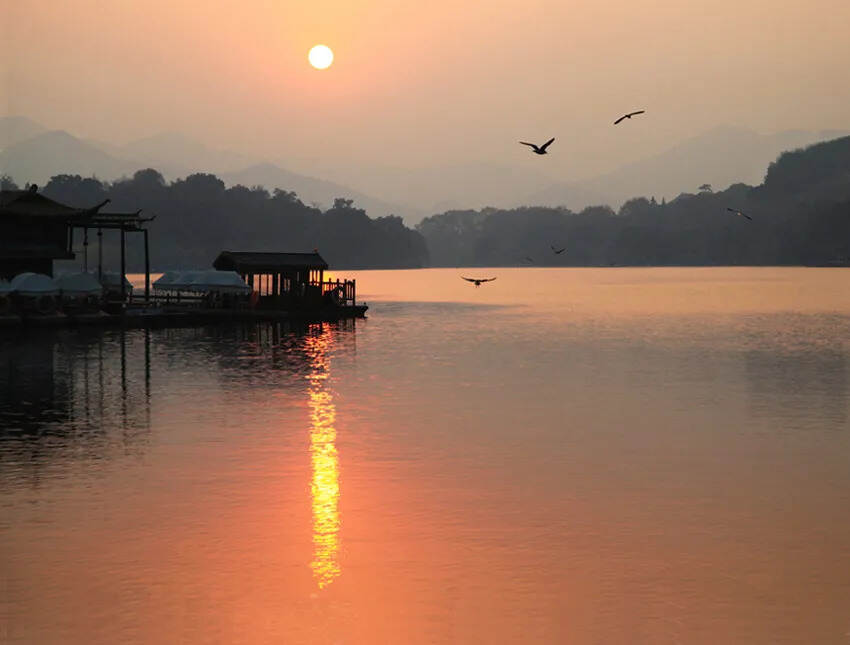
[521,256,535,264]
[726,207,753,221]
[461,276,497,287]
[519,138,555,155]
[613,110,645,125]
[551,245,566,254]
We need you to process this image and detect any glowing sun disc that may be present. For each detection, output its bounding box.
[309,45,334,70]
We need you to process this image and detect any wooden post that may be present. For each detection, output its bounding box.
[120,226,126,302]
[143,228,150,303]
[97,228,103,281]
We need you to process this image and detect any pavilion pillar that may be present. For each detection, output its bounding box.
[120,226,126,302]
[143,228,150,303]
[83,227,89,271]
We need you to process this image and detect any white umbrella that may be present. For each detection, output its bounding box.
[100,272,133,293]
[10,273,59,297]
[173,270,207,291]
[154,270,250,293]
[152,271,182,290]
[186,270,251,293]
[55,272,104,296]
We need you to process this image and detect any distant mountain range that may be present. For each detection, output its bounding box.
[220,163,415,222]
[526,126,850,209]
[0,117,414,219]
[1,115,847,222]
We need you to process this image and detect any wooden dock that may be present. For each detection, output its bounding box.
[0,304,368,330]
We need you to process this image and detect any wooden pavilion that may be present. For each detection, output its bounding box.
[0,186,153,301]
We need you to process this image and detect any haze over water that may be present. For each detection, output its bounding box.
[2,267,850,643]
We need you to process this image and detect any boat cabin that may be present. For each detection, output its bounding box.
[212,251,356,308]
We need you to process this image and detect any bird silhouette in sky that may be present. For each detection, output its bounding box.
[461,276,497,287]
[614,110,645,125]
[726,207,753,221]
[551,245,566,254]
[519,138,555,155]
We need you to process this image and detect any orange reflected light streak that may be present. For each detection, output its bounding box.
[307,332,341,589]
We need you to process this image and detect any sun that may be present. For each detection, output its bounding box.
[308,45,334,70]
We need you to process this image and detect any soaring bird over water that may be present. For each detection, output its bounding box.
[461,276,497,287]
[614,110,645,125]
[726,207,753,221]
[551,245,566,254]
[519,138,555,155]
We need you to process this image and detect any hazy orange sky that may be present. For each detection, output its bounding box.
[3,0,849,180]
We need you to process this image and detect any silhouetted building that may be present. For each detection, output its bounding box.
[0,186,154,299]
[0,186,102,279]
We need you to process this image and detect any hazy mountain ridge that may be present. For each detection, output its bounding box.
[0,116,48,149]
[320,162,563,215]
[0,117,412,219]
[0,129,138,183]
[220,163,418,221]
[529,126,850,210]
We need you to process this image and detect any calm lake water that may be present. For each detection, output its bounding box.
[2,267,850,644]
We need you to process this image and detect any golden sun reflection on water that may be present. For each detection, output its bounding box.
[306,330,341,589]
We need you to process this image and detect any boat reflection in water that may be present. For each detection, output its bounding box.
[305,327,341,589]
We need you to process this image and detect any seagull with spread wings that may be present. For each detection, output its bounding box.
[614,110,645,125]
[551,245,566,254]
[726,207,753,221]
[461,276,497,287]
[519,138,555,155]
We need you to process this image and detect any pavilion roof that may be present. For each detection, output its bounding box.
[0,189,86,217]
[213,251,329,272]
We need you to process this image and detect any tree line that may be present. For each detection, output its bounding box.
[1,169,429,271]
[3,135,849,270]
[417,135,850,266]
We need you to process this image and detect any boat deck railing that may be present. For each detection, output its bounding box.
[313,279,356,307]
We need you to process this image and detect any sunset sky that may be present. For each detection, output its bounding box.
[3,0,849,181]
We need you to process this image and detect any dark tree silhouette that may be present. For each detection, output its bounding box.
[41,170,430,271]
